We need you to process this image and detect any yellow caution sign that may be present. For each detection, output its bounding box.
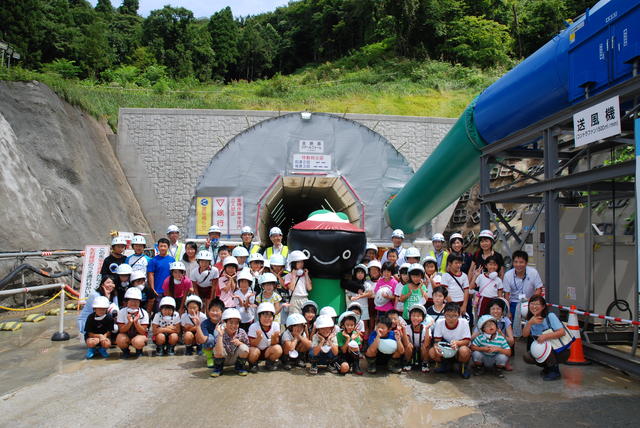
[196,197,212,236]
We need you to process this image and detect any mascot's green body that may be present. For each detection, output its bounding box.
[287,211,366,314]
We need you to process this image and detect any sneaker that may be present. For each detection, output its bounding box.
[421,362,430,373]
[282,357,292,371]
[196,345,203,356]
[389,359,402,374]
[403,364,413,372]
[505,360,513,371]
[543,366,561,381]
[473,365,484,376]
[235,359,248,376]
[494,367,505,378]
[296,358,306,368]
[328,362,339,374]
[185,346,194,356]
[85,348,96,359]
[265,360,279,371]
[460,363,471,379]
[353,360,363,376]
[97,347,109,358]
[366,357,377,374]
[249,363,259,374]
[156,345,164,357]
[135,349,144,358]
[309,364,318,375]
[120,348,131,359]
[210,359,225,378]
[167,346,176,356]
[434,361,449,374]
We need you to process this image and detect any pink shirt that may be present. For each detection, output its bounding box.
[162,276,192,299]
[374,277,398,312]
[218,275,237,308]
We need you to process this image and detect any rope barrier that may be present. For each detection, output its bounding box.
[548,302,640,326]
[64,290,80,301]
[0,290,62,311]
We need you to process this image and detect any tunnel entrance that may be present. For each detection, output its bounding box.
[256,175,363,246]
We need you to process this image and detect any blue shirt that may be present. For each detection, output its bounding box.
[201,318,219,348]
[368,329,396,345]
[147,255,175,294]
[529,312,563,337]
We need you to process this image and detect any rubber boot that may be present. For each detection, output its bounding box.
[210,358,225,377]
[309,357,319,375]
[389,357,403,374]
[460,362,471,379]
[120,347,131,359]
[97,347,109,358]
[366,356,377,374]
[167,345,176,356]
[353,355,363,375]
[85,348,96,359]
[203,348,214,368]
[156,345,164,357]
[543,365,561,381]
[235,358,248,376]
[135,348,144,357]
[185,345,194,356]
[281,355,292,370]
[196,344,203,355]
[434,360,450,374]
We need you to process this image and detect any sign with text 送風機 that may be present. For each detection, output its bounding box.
[573,96,621,147]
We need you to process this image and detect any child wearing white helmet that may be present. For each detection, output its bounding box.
[344,264,373,337]
[211,308,250,377]
[381,229,406,266]
[405,247,421,265]
[116,287,150,358]
[471,315,511,378]
[284,250,313,315]
[115,263,133,305]
[309,314,339,375]
[337,311,363,375]
[231,246,250,269]
[255,273,283,324]
[248,252,265,279]
[247,302,282,372]
[428,233,449,273]
[402,304,431,373]
[364,243,379,262]
[129,270,153,312]
[422,256,441,307]
[181,295,207,356]
[218,256,239,309]
[301,300,318,338]
[364,314,404,374]
[347,302,366,338]
[233,269,257,331]
[430,302,472,379]
[190,250,219,311]
[470,255,504,318]
[194,298,226,368]
[152,296,181,356]
[100,236,128,284]
[162,261,194,313]
[281,313,312,370]
[394,263,411,313]
[84,296,118,359]
[268,253,286,304]
[398,264,429,321]
[126,235,151,274]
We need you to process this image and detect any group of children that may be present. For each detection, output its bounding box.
[81,227,536,380]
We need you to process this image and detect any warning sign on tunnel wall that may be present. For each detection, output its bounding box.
[196,197,212,235]
[213,197,229,234]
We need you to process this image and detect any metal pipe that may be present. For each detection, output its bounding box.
[0,282,66,296]
[0,250,85,259]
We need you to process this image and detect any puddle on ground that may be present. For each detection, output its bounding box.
[404,401,475,427]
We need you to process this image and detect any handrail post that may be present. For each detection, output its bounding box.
[51,284,70,341]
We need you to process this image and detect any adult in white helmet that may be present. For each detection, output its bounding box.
[365,242,379,262]
[264,226,289,261]
[381,229,407,266]
[219,256,240,309]
[165,224,185,261]
[281,313,312,370]
[100,236,128,288]
[309,314,339,375]
[210,308,251,377]
[163,261,193,313]
[285,250,313,315]
[448,232,472,275]
[469,229,505,280]
[247,302,283,372]
[126,235,151,274]
[231,246,250,268]
[239,226,262,256]
[151,296,181,356]
[191,250,219,311]
[427,233,449,274]
[77,274,119,336]
[199,225,223,263]
[522,295,569,381]
[181,295,207,356]
[116,287,150,358]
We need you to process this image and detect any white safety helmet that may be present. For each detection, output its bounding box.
[302,300,318,312]
[222,308,241,321]
[93,296,111,309]
[353,264,368,274]
[222,256,239,267]
[124,287,142,300]
[185,294,203,308]
[422,256,437,265]
[368,260,382,270]
[399,262,411,272]
[337,311,358,326]
[449,233,464,243]
[241,226,253,235]
[288,250,308,264]
[378,338,398,355]
[196,250,213,261]
[374,286,393,307]
[408,304,427,317]
[269,254,286,266]
[347,301,362,312]
[263,260,271,270]
[438,342,458,359]
[111,236,127,246]
[365,242,379,252]
[258,272,278,285]
[208,225,222,235]
[479,229,495,241]
[237,269,254,283]
[116,264,133,276]
[159,296,176,308]
[169,261,186,272]
[405,247,421,258]
[286,313,306,327]
[521,301,530,318]
[431,233,445,242]
[315,314,335,329]
[477,315,497,331]
[231,246,249,258]
[319,306,337,318]
[408,263,425,276]
[166,225,180,234]
[257,302,276,315]
[131,235,146,246]
[391,229,405,239]
[248,253,264,263]
[530,340,552,363]
[130,270,146,283]
[269,227,283,237]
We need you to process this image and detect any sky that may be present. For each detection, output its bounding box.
[89,0,292,18]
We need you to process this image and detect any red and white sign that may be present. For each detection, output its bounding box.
[293,153,332,170]
[213,197,229,234]
[79,245,110,302]
[229,197,244,234]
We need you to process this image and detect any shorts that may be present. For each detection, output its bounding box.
[336,350,358,366]
[288,295,308,314]
[309,349,336,364]
[472,351,508,367]
[371,351,392,366]
[221,344,249,365]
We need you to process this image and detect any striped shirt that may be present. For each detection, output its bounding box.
[472,332,510,356]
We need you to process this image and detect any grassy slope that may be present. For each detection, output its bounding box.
[0,59,502,130]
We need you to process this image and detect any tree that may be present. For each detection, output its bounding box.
[519,0,569,56]
[208,7,238,79]
[446,15,512,68]
[119,0,139,16]
[108,13,142,65]
[95,0,114,14]
[0,0,46,67]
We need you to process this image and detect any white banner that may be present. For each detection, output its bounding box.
[573,96,621,147]
[213,197,229,234]
[292,153,332,170]
[229,196,244,234]
[299,140,324,153]
[79,245,110,302]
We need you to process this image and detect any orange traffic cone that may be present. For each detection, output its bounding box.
[566,305,590,365]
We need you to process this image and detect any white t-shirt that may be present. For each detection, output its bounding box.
[248,322,281,350]
[503,266,543,302]
[116,307,150,325]
[284,272,308,297]
[152,312,181,327]
[281,328,306,343]
[345,280,373,321]
[190,266,219,288]
[433,318,471,343]
[180,311,207,327]
[441,272,469,302]
[405,323,430,347]
[356,319,365,333]
[475,273,503,298]
[394,283,405,312]
[233,289,256,323]
[126,254,149,273]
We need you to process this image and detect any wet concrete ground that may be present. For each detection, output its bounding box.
[1,315,639,427]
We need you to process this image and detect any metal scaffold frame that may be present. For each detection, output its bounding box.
[479,75,640,375]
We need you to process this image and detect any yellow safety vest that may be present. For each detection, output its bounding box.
[429,250,448,273]
[265,246,289,260]
[250,244,261,254]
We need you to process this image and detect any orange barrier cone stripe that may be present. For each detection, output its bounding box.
[566,305,591,365]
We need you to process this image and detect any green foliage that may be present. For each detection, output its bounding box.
[42,59,82,79]
[446,16,513,68]
[208,7,238,78]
